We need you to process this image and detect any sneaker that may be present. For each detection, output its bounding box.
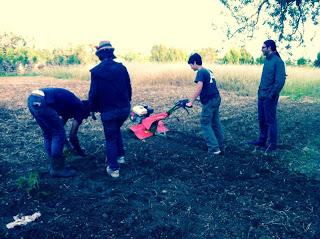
[106,166,120,178]
[213,150,222,155]
[247,140,266,147]
[208,149,222,155]
[117,156,126,164]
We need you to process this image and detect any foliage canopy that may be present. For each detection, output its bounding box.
[220,0,320,46]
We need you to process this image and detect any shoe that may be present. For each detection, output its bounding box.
[106,166,120,178]
[208,149,222,155]
[50,168,76,178]
[247,140,266,147]
[219,146,226,155]
[49,156,76,178]
[117,156,126,164]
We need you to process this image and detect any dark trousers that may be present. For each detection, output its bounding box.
[258,95,279,146]
[102,116,127,170]
[27,95,65,158]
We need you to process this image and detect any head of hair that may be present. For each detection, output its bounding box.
[96,49,116,61]
[264,39,281,58]
[188,53,202,65]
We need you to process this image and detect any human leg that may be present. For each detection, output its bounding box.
[264,95,279,148]
[211,102,224,150]
[116,116,128,163]
[257,98,268,144]
[102,119,120,171]
[28,96,75,177]
[200,99,220,152]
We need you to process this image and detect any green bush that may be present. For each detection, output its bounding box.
[223,48,254,65]
[297,57,310,66]
[239,48,254,64]
[198,48,218,63]
[0,32,98,75]
[314,52,320,67]
[150,44,187,62]
[255,55,264,65]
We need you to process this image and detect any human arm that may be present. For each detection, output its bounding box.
[125,67,132,101]
[120,65,132,101]
[69,119,85,156]
[88,73,99,112]
[186,81,203,107]
[269,59,286,98]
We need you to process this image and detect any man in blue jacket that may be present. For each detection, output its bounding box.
[89,40,132,178]
[28,88,90,177]
[248,40,286,151]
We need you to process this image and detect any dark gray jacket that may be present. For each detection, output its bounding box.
[89,59,131,112]
[258,53,286,99]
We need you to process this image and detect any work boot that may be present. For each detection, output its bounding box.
[247,139,266,147]
[49,156,76,178]
[47,156,53,172]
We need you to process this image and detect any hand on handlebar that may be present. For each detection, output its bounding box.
[186,101,193,108]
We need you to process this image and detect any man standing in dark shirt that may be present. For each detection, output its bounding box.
[186,53,224,155]
[248,40,286,151]
[89,40,132,178]
[27,88,90,177]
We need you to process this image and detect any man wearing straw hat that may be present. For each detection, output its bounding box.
[88,40,132,178]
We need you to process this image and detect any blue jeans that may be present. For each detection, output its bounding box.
[258,95,279,146]
[200,97,224,152]
[27,95,66,158]
[102,116,128,170]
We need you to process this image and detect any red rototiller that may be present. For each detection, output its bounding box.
[129,99,191,140]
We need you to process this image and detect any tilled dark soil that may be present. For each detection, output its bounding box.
[1,79,320,238]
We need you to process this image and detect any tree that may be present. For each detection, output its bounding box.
[219,0,320,46]
[297,57,311,66]
[239,48,254,64]
[285,58,295,66]
[314,52,320,67]
[0,33,29,73]
[150,44,187,62]
[199,48,219,63]
[255,55,265,65]
[222,48,240,64]
[150,45,168,62]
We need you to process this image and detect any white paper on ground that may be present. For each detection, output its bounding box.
[6,212,41,229]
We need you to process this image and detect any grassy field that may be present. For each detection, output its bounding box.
[37,63,320,100]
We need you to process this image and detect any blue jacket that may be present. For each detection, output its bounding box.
[89,59,132,119]
[41,88,89,123]
[258,53,286,98]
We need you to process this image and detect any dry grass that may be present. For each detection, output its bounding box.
[34,63,320,100]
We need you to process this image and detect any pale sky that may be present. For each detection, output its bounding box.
[0,0,319,60]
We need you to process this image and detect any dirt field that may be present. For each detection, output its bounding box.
[1,76,320,238]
